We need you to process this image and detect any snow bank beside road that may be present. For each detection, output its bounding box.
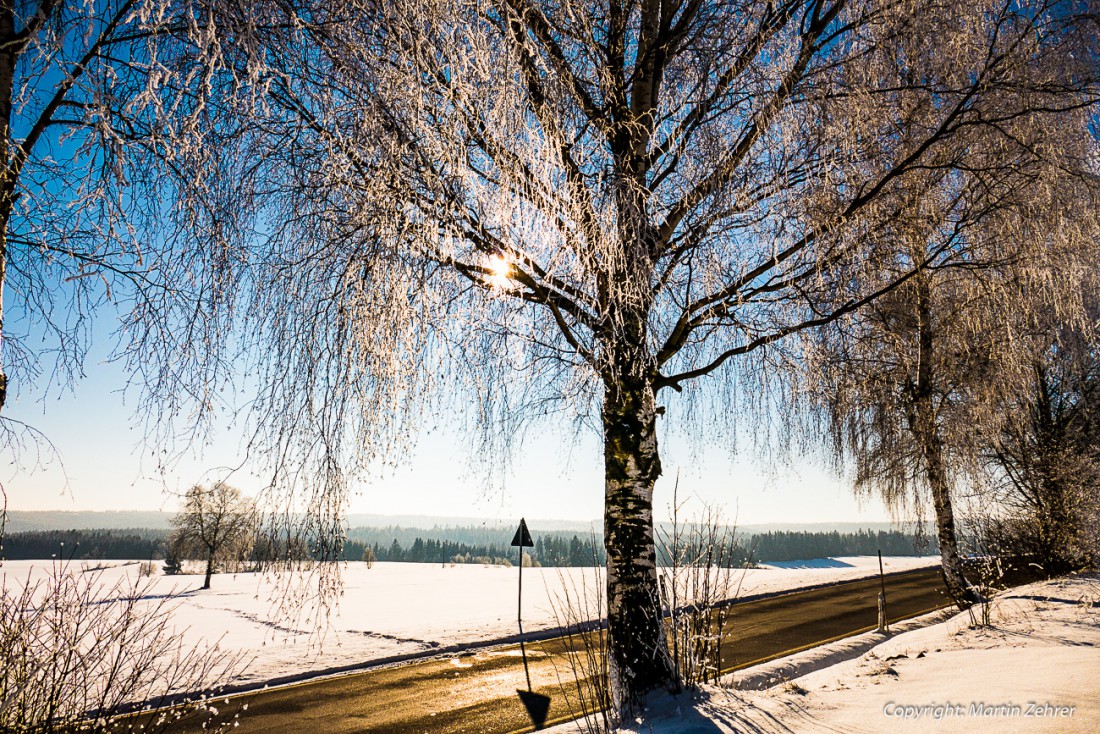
[549,573,1099,733]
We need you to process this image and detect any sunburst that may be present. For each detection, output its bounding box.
[486,254,514,290]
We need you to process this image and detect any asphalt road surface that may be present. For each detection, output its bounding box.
[183,566,951,734]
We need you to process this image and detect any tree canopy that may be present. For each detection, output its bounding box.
[157,0,1100,713]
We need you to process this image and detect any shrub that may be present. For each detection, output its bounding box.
[0,560,248,732]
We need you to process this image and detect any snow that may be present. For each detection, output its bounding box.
[546,573,1100,733]
[0,555,936,687]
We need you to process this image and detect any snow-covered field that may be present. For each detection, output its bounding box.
[548,573,1100,733]
[0,555,936,687]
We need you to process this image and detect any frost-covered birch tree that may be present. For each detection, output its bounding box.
[809,166,1100,608]
[0,0,260,442]
[190,0,1100,714]
[0,0,271,541]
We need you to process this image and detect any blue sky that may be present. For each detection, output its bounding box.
[3,329,895,526]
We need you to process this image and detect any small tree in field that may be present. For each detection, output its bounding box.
[170,483,255,590]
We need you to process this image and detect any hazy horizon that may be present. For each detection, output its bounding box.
[3,508,920,535]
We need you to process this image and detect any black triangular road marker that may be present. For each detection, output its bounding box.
[511,517,534,547]
[517,689,551,729]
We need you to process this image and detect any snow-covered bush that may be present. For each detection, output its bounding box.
[550,558,613,734]
[0,561,247,732]
[658,497,744,689]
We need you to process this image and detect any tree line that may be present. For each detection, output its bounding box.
[343,532,606,566]
[749,530,934,563]
[3,526,933,566]
[0,529,165,561]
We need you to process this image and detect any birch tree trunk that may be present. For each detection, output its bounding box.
[602,359,676,714]
[909,274,980,609]
[913,401,980,607]
[599,150,679,710]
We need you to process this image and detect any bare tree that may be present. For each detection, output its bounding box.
[178,0,1100,714]
[170,482,255,590]
[0,0,279,536]
[809,132,1100,608]
[984,288,1100,574]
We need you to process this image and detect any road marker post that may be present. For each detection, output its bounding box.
[877,549,889,633]
[512,518,550,729]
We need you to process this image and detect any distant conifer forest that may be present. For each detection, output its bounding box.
[1,525,934,566]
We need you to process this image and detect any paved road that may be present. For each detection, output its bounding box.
[187,567,950,734]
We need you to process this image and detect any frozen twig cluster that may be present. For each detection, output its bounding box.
[0,560,248,732]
